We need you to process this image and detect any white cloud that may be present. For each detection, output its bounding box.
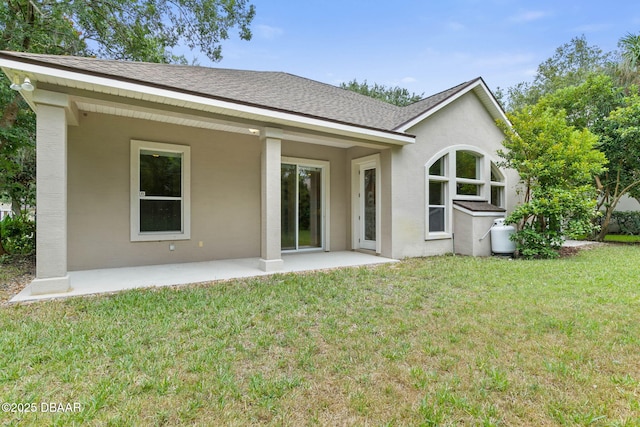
[448,21,465,31]
[509,10,548,23]
[401,77,417,84]
[255,24,284,40]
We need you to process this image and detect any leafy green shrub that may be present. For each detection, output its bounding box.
[511,224,563,259]
[497,101,606,260]
[607,211,640,235]
[506,186,600,259]
[0,214,35,255]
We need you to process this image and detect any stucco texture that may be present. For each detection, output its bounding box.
[389,91,518,259]
[68,113,355,270]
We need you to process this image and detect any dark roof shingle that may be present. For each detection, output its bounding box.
[0,51,481,133]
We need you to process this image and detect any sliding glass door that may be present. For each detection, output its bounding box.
[281,161,325,251]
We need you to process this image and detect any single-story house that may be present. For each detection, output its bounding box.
[0,51,518,297]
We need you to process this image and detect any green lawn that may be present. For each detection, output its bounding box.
[604,234,640,243]
[1,245,639,425]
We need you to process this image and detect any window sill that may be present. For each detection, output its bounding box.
[426,232,452,241]
[131,232,190,242]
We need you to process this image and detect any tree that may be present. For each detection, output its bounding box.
[496,32,640,242]
[536,75,639,241]
[0,0,255,251]
[497,104,607,258]
[340,79,424,107]
[617,32,640,87]
[500,35,613,112]
[538,74,624,130]
[594,94,640,240]
[1,0,255,62]
[0,83,35,215]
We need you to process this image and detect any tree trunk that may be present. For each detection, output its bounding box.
[596,177,640,241]
[0,226,6,256]
[11,198,21,217]
[597,207,614,241]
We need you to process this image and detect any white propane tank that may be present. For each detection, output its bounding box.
[490,218,516,255]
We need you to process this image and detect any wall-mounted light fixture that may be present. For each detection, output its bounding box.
[9,75,21,90]
[9,75,35,92]
[21,77,34,91]
[248,128,260,135]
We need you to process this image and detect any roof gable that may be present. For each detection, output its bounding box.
[393,78,508,132]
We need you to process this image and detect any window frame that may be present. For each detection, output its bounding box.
[425,146,506,240]
[454,150,485,199]
[130,140,191,242]
[426,154,449,238]
[490,163,506,208]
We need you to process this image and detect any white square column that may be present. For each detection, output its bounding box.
[259,128,283,272]
[30,92,71,295]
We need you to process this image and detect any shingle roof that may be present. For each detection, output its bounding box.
[0,51,482,133]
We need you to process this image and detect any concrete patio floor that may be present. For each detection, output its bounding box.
[11,251,397,303]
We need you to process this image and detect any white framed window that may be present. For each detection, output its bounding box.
[455,150,483,198]
[427,154,449,236]
[130,140,191,241]
[425,146,506,239]
[490,163,506,208]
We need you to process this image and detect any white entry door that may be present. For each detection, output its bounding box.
[352,155,380,252]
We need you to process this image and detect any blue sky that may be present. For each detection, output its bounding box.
[199,1,640,96]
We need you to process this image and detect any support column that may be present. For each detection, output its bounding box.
[259,128,283,272]
[30,93,70,295]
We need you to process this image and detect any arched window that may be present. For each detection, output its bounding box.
[490,162,506,207]
[426,147,505,239]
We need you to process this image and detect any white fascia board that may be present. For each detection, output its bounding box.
[0,58,414,146]
[472,80,510,124]
[395,79,509,133]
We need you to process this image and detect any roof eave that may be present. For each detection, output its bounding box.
[0,54,415,147]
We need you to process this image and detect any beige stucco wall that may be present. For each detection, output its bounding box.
[389,91,518,259]
[68,113,262,270]
[68,114,351,270]
[67,90,514,269]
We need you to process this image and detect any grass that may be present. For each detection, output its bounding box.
[1,245,640,425]
[604,234,640,243]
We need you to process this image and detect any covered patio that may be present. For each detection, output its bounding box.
[10,251,397,303]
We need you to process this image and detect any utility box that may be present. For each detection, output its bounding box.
[452,200,506,256]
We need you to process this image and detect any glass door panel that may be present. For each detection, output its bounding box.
[281,164,297,250]
[281,163,324,251]
[363,168,376,241]
[298,166,322,249]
